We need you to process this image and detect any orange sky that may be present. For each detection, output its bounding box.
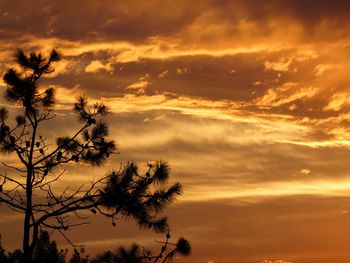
[2,1,350,262]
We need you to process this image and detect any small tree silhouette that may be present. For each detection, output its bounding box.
[0,49,190,263]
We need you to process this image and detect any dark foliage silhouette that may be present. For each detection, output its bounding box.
[90,234,191,263]
[32,231,66,263]
[0,49,190,263]
[0,230,191,263]
[69,248,88,263]
[0,235,8,262]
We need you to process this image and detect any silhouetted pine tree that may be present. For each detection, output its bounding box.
[0,49,190,263]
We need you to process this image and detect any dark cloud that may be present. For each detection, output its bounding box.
[2,0,350,44]
[0,0,202,42]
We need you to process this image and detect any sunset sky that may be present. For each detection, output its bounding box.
[2,1,350,262]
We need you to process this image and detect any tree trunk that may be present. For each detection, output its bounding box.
[23,169,33,263]
[23,115,37,263]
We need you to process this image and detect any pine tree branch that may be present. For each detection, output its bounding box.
[33,123,89,166]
